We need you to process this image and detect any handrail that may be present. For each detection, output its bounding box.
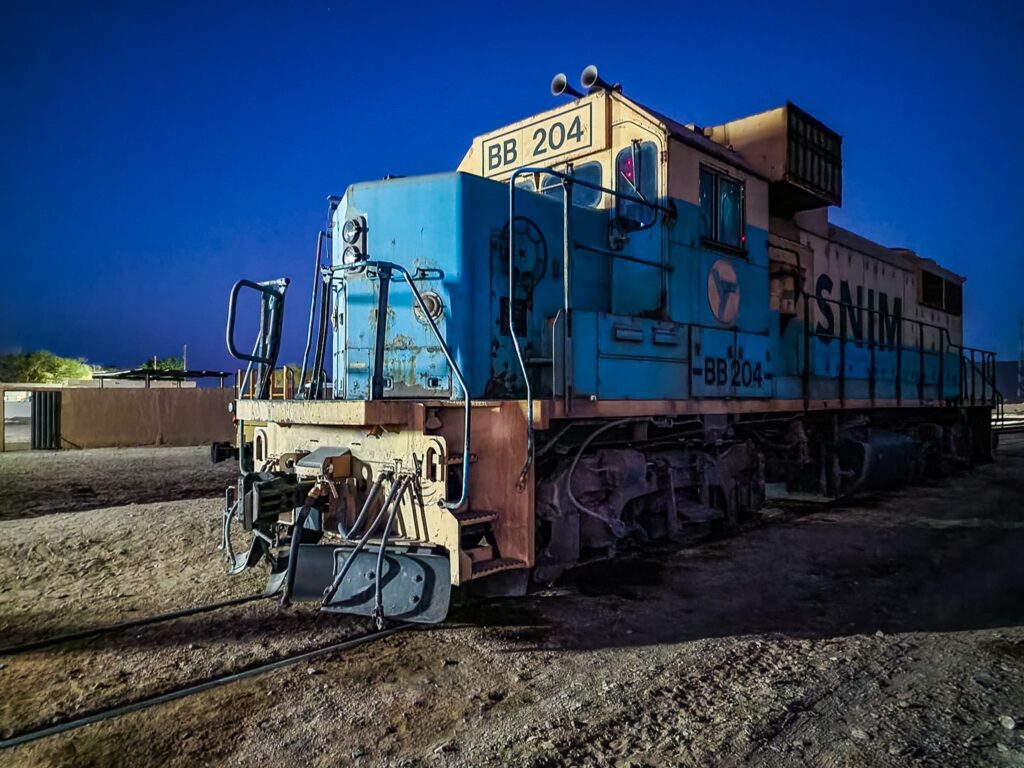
[336,260,470,512]
[798,289,1000,406]
[507,165,671,490]
[226,279,289,363]
[226,278,290,401]
[574,241,671,270]
[512,166,675,216]
[307,265,333,400]
[801,289,994,358]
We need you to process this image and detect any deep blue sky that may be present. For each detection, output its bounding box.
[2,1,1022,371]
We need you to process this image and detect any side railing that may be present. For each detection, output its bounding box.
[507,167,674,488]
[235,367,297,399]
[226,278,290,401]
[799,290,1001,409]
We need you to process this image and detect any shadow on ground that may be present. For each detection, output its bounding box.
[456,437,1024,652]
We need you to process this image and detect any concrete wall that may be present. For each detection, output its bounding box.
[60,388,233,448]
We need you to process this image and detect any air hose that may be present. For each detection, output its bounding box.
[321,474,401,606]
[279,482,327,607]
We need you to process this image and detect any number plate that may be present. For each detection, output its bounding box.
[481,103,596,177]
[700,356,765,389]
[690,328,772,398]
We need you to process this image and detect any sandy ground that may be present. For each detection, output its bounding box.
[0,446,236,522]
[0,440,1023,767]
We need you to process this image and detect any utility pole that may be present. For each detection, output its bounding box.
[183,344,188,372]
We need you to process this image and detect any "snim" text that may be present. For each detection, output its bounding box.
[814,274,902,347]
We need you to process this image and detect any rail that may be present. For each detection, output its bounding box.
[0,593,269,657]
[0,624,407,750]
[994,412,1024,434]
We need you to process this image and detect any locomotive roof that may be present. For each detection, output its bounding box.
[807,220,965,284]
[622,97,768,181]
[459,85,964,284]
[459,89,767,181]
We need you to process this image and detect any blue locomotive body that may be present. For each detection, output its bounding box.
[330,166,964,410]
[331,169,774,404]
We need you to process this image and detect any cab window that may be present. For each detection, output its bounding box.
[700,166,745,249]
[615,141,658,228]
[515,162,604,208]
[539,161,603,207]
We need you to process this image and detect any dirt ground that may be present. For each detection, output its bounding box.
[0,446,237,522]
[1,440,1023,767]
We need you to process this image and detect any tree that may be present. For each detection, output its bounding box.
[140,355,184,371]
[0,351,93,383]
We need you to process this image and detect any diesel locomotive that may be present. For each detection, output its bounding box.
[222,67,1002,625]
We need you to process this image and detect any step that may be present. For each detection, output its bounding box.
[462,544,496,563]
[470,557,528,578]
[452,510,498,527]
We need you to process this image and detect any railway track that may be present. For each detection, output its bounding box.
[0,592,270,657]
[994,415,1024,435]
[0,594,408,750]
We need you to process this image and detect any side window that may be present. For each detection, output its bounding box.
[569,162,602,207]
[921,270,963,316]
[699,169,714,238]
[944,280,962,315]
[615,141,658,229]
[921,271,944,308]
[699,165,745,250]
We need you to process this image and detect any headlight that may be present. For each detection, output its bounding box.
[342,245,364,266]
[342,217,364,245]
